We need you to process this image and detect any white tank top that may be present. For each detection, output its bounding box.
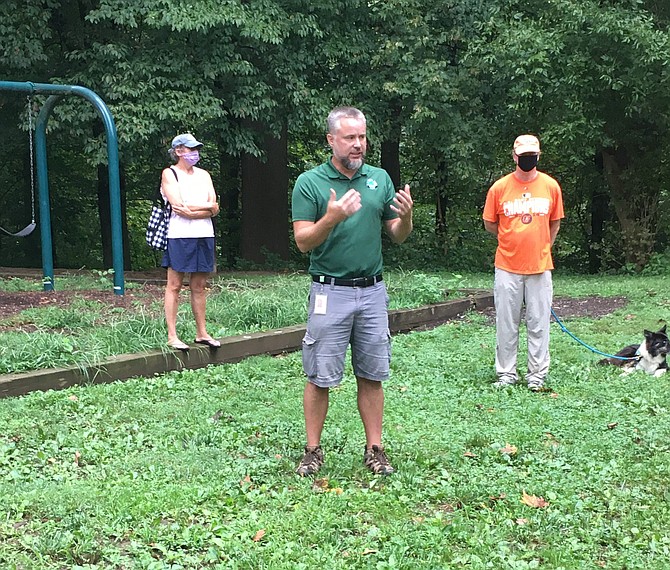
[162,167,214,239]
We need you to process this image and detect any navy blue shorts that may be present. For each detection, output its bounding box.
[162,237,215,273]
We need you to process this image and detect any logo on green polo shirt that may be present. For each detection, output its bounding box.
[366,178,378,190]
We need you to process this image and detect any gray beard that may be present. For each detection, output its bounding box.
[342,156,364,171]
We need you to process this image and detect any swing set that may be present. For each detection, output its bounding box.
[0,81,125,295]
[0,95,36,238]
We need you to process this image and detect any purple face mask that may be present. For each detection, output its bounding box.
[182,150,200,166]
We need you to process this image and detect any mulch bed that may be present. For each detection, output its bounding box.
[478,295,628,326]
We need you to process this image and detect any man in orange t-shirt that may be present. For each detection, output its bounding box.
[483,134,564,391]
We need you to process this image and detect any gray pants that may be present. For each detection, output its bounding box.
[494,268,553,384]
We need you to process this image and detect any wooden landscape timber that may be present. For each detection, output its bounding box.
[0,291,493,398]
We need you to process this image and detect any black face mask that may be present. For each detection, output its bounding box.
[517,154,539,172]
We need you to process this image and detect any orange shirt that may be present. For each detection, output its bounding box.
[483,171,564,274]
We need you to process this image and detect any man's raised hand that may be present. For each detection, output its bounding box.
[328,188,362,222]
[390,184,413,220]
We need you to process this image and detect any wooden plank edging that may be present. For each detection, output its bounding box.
[0,292,492,398]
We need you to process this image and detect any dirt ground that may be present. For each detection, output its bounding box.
[480,295,629,323]
[0,284,166,330]
[0,276,629,332]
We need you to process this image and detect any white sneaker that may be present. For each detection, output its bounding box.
[493,377,516,389]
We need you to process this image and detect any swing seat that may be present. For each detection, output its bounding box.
[0,222,36,238]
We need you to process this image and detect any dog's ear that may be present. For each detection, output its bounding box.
[644,330,653,339]
[659,324,667,335]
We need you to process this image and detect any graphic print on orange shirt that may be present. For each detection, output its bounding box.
[502,195,550,218]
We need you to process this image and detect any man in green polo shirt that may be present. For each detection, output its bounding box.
[292,106,414,476]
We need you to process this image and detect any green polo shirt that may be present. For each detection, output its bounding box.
[292,159,397,278]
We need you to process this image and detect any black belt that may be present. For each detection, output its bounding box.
[312,274,383,288]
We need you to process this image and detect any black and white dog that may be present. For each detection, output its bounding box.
[599,325,669,377]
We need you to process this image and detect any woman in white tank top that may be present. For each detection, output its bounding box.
[160,133,220,352]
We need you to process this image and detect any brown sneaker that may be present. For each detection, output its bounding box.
[364,445,395,475]
[295,445,324,476]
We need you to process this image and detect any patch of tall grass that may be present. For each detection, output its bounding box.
[0,271,461,374]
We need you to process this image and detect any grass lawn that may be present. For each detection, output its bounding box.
[0,273,669,568]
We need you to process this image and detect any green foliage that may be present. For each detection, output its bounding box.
[0,0,56,72]
[385,270,464,309]
[1,0,670,272]
[383,204,495,272]
[611,248,670,278]
[127,199,161,270]
[382,204,448,270]
[465,0,670,268]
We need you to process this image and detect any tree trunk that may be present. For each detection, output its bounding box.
[434,156,448,242]
[381,138,401,190]
[381,102,402,189]
[240,121,289,264]
[588,189,608,274]
[97,163,130,270]
[601,147,658,271]
[218,150,241,268]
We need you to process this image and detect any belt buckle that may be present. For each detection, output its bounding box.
[352,276,366,287]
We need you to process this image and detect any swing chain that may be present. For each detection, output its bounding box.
[27,95,36,224]
[0,98,37,238]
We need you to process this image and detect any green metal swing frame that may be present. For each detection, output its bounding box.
[0,81,124,295]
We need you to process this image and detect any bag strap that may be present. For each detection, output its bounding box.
[154,167,179,206]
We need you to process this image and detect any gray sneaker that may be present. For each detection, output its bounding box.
[364,445,395,475]
[493,377,517,389]
[295,445,323,476]
[527,378,545,392]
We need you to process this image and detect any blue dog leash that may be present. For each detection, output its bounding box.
[550,307,640,361]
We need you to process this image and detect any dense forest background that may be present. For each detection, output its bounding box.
[0,0,668,275]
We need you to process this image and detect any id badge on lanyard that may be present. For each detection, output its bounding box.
[314,293,328,315]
